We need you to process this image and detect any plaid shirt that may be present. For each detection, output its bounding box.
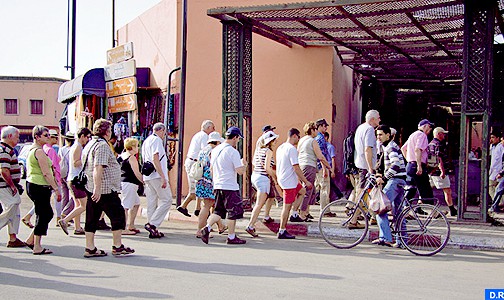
[83,137,121,194]
[315,132,330,170]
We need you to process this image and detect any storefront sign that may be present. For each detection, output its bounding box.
[106,76,137,98]
[107,42,134,64]
[108,94,137,113]
[104,59,136,81]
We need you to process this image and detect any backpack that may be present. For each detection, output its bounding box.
[427,141,440,170]
[343,131,357,175]
[59,147,70,179]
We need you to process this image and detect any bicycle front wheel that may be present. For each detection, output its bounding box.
[397,204,450,256]
[318,199,368,249]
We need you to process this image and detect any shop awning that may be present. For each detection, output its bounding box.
[57,68,106,103]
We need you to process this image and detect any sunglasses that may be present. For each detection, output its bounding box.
[41,133,50,137]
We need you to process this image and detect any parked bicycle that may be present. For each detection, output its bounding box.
[318,174,450,256]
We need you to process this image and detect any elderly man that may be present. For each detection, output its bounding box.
[177,120,215,217]
[401,119,435,207]
[0,126,26,248]
[428,127,457,216]
[82,119,134,257]
[142,122,172,238]
[200,126,247,245]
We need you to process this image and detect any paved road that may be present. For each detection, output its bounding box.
[1,197,503,300]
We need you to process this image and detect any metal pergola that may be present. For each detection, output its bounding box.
[208,0,503,222]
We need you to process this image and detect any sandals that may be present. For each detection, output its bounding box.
[33,248,53,255]
[148,231,164,239]
[74,228,85,235]
[128,228,141,234]
[58,219,69,235]
[218,225,228,234]
[84,247,107,258]
[371,238,393,247]
[112,244,135,256]
[22,218,34,229]
[122,229,137,235]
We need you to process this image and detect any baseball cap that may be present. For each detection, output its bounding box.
[262,131,279,145]
[418,119,434,127]
[225,126,244,138]
[48,129,59,137]
[262,125,276,132]
[433,127,448,136]
[207,132,224,144]
[316,118,329,127]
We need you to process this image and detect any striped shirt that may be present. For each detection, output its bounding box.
[382,140,406,180]
[0,142,22,188]
[253,147,274,176]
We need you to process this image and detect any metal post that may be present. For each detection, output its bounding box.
[112,0,116,47]
[164,67,181,129]
[176,0,188,207]
[71,0,76,79]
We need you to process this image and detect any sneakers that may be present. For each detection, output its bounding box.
[263,217,275,224]
[200,226,210,244]
[176,206,191,217]
[289,215,305,222]
[227,236,246,244]
[58,219,69,235]
[392,242,405,249]
[348,222,365,229]
[278,230,295,239]
[449,206,458,217]
[7,238,26,248]
[112,244,135,256]
[97,219,111,230]
[245,227,259,238]
[306,214,314,220]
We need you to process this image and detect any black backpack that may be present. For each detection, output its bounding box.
[343,131,357,175]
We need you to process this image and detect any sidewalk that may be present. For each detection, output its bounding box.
[166,199,504,252]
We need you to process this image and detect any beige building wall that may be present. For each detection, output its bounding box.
[118,0,358,193]
[0,77,65,141]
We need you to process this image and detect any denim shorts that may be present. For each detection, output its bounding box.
[251,173,270,194]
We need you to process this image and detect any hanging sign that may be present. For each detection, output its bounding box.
[107,42,134,64]
[108,94,137,113]
[104,59,136,81]
[106,76,137,98]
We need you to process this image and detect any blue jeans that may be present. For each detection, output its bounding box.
[490,180,504,212]
[377,178,406,243]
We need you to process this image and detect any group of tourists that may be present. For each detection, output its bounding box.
[3,108,499,255]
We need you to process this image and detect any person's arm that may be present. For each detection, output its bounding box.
[312,140,331,170]
[265,149,276,181]
[153,153,167,188]
[414,148,423,175]
[293,164,312,189]
[438,155,446,178]
[365,146,374,173]
[35,149,61,201]
[73,146,82,168]
[91,165,103,202]
[1,167,17,196]
[129,155,144,184]
[401,143,407,159]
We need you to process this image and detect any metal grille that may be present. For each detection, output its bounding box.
[465,8,493,112]
[224,23,241,112]
[243,26,252,114]
[226,115,239,128]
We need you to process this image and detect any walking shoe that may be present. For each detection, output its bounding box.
[371,238,392,247]
[200,226,210,244]
[176,206,191,217]
[278,230,295,239]
[58,219,69,235]
[227,236,246,244]
[97,219,111,230]
[323,212,336,217]
[263,217,275,224]
[306,214,314,220]
[415,208,428,215]
[449,206,458,217]
[84,247,107,258]
[194,209,200,217]
[276,199,283,208]
[370,218,377,225]
[56,217,61,227]
[289,215,304,222]
[112,244,135,256]
[7,238,26,248]
[348,222,365,229]
[392,242,405,249]
[245,227,259,238]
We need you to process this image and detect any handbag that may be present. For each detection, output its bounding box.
[369,186,392,215]
[71,140,100,190]
[189,159,204,180]
[141,154,165,176]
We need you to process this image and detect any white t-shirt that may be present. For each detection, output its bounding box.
[490,143,504,181]
[276,142,300,189]
[211,142,243,190]
[142,133,168,181]
[187,131,209,160]
[354,122,377,170]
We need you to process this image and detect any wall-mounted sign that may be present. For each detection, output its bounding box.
[106,42,133,64]
[106,76,137,98]
[104,59,136,81]
[108,94,137,113]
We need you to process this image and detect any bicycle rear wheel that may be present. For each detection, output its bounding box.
[397,204,450,256]
[318,199,368,249]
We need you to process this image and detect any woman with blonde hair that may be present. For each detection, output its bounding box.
[118,138,144,235]
[25,125,61,254]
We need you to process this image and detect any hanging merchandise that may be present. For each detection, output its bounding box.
[114,116,130,142]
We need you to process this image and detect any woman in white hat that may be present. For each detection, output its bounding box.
[195,132,226,238]
[245,131,279,238]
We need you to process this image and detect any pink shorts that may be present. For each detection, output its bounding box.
[283,183,302,204]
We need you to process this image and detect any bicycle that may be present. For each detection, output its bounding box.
[318,174,450,256]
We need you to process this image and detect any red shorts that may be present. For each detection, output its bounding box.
[283,183,303,204]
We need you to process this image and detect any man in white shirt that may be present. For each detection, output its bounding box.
[177,120,215,217]
[489,131,504,200]
[200,126,247,245]
[276,128,313,239]
[142,123,172,238]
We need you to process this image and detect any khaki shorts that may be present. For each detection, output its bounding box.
[430,175,451,189]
